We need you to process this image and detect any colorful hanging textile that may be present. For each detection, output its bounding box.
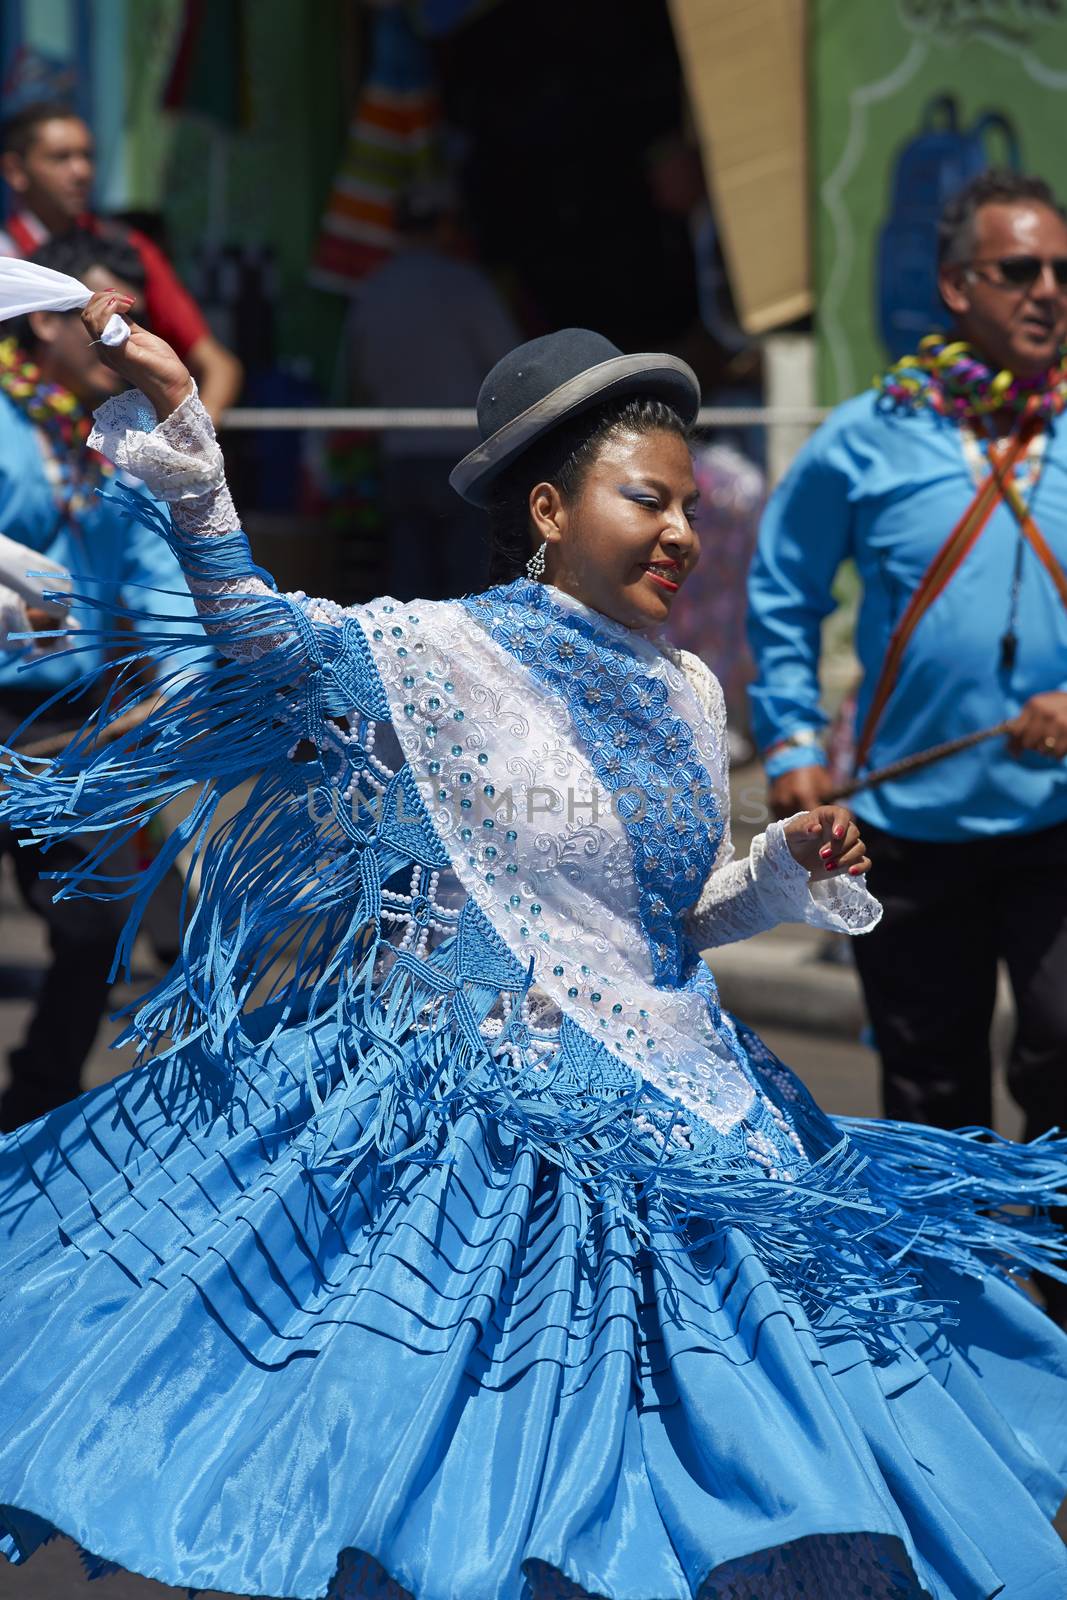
[162,0,251,130]
[310,4,442,296]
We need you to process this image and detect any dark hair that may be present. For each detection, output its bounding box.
[13,227,146,351]
[484,395,691,585]
[938,169,1067,266]
[1,100,82,158]
[29,227,145,289]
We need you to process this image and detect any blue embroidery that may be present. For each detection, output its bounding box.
[464,581,723,984]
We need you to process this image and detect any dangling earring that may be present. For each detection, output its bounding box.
[525,541,547,581]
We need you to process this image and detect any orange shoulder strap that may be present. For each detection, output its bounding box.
[853,417,1042,773]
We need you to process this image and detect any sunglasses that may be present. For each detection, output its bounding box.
[967,255,1067,290]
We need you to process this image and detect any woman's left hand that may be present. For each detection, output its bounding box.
[783,806,871,878]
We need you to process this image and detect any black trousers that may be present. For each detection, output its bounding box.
[0,690,129,1133]
[0,830,129,1132]
[853,818,1067,1138]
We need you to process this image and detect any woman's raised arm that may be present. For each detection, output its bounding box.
[82,290,345,664]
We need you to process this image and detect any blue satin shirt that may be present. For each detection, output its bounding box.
[0,392,202,695]
[747,391,1067,842]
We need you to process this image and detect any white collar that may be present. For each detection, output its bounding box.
[541,582,668,645]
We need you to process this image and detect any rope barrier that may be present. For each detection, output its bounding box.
[217,405,831,431]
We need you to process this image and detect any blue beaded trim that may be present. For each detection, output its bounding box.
[464,581,723,984]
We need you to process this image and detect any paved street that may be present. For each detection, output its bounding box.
[0,861,1060,1595]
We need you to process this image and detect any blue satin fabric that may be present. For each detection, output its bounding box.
[0,518,1065,1596]
[1,1020,1065,1600]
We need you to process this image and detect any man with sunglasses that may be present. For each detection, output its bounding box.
[0,229,204,1133]
[748,169,1067,1325]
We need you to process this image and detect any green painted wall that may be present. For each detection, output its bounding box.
[812,0,1067,403]
[124,0,353,391]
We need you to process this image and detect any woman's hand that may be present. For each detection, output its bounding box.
[80,290,193,422]
[783,805,871,879]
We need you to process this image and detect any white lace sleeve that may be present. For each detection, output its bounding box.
[89,384,240,533]
[88,387,344,658]
[673,652,881,947]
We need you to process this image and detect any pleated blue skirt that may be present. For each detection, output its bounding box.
[0,1017,1065,1600]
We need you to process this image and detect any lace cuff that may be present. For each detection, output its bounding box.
[88,386,239,537]
[761,819,882,935]
[90,385,217,499]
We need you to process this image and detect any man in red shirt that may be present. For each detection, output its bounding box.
[0,101,242,422]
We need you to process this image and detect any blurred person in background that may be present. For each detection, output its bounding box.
[0,100,242,423]
[747,170,1067,1323]
[350,177,520,599]
[664,438,763,764]
[645,136,751,369]
[0,229,205,1132]
[644,134,763,462]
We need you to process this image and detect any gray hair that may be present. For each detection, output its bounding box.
[938,169,1067,267]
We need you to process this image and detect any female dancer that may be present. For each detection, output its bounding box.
[0,295,1065,1599]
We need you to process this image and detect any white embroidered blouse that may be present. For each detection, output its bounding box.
[89,388,880,1137]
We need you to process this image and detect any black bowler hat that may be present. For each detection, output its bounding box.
[449,328,700,507]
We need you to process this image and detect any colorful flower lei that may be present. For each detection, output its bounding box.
[876,333,1067,422]
[0,336,112,517]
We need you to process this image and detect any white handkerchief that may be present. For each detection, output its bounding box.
[0,258,129,346]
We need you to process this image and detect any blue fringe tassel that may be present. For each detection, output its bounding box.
[836,1117,1067,1284]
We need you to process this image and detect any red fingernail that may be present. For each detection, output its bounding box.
[849,865,864,875]
[833,825,845,838]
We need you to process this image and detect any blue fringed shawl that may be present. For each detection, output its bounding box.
[2,486,1066,1357]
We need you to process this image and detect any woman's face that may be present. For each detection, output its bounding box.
[535,428,700,630]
